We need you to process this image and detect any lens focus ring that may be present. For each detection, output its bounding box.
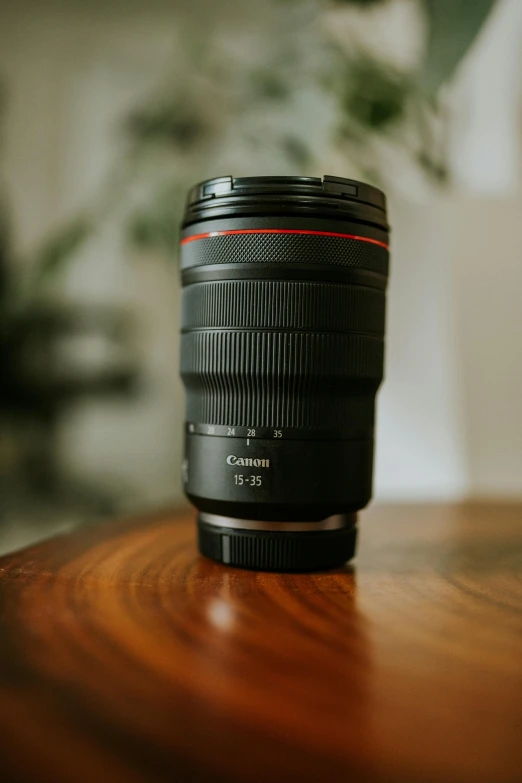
[181,280,385,334]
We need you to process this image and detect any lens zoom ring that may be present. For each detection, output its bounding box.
[181,331,383,428]
[182,280,385,334]
[181,233,388,274]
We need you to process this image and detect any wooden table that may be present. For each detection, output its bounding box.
[0,503,520,783]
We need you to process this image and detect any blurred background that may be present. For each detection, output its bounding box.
[1,0,521,553]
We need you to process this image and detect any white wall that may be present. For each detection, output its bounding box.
[374,0,522,500]
[374,197,468,500]
[375,193,522,500]
[1,0,521,505]
[450,198,522,497]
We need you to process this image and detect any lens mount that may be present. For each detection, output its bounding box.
[198,513,358,572]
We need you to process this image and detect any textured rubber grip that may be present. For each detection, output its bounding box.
[181,330,382,428]
[180,232,388,275]
[181,280,385,335]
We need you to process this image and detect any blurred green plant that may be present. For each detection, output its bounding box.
[123,0,498,256]
[2,0,500,293]
[0,0,500,520]
[341,61,412,130]
[7,1,500,278]
[0,102,137,515]
[29,218,93,293]
[422,0,497,95]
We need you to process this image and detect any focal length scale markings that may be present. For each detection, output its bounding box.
[186,423,373,441]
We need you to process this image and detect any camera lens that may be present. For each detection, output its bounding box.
[179,175,389,571]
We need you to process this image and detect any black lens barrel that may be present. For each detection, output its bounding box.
[179,176,389,571]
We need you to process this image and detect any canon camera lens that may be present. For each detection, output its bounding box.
[179,175,389,571]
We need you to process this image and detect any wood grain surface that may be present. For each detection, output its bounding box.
[0,503,521,783]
